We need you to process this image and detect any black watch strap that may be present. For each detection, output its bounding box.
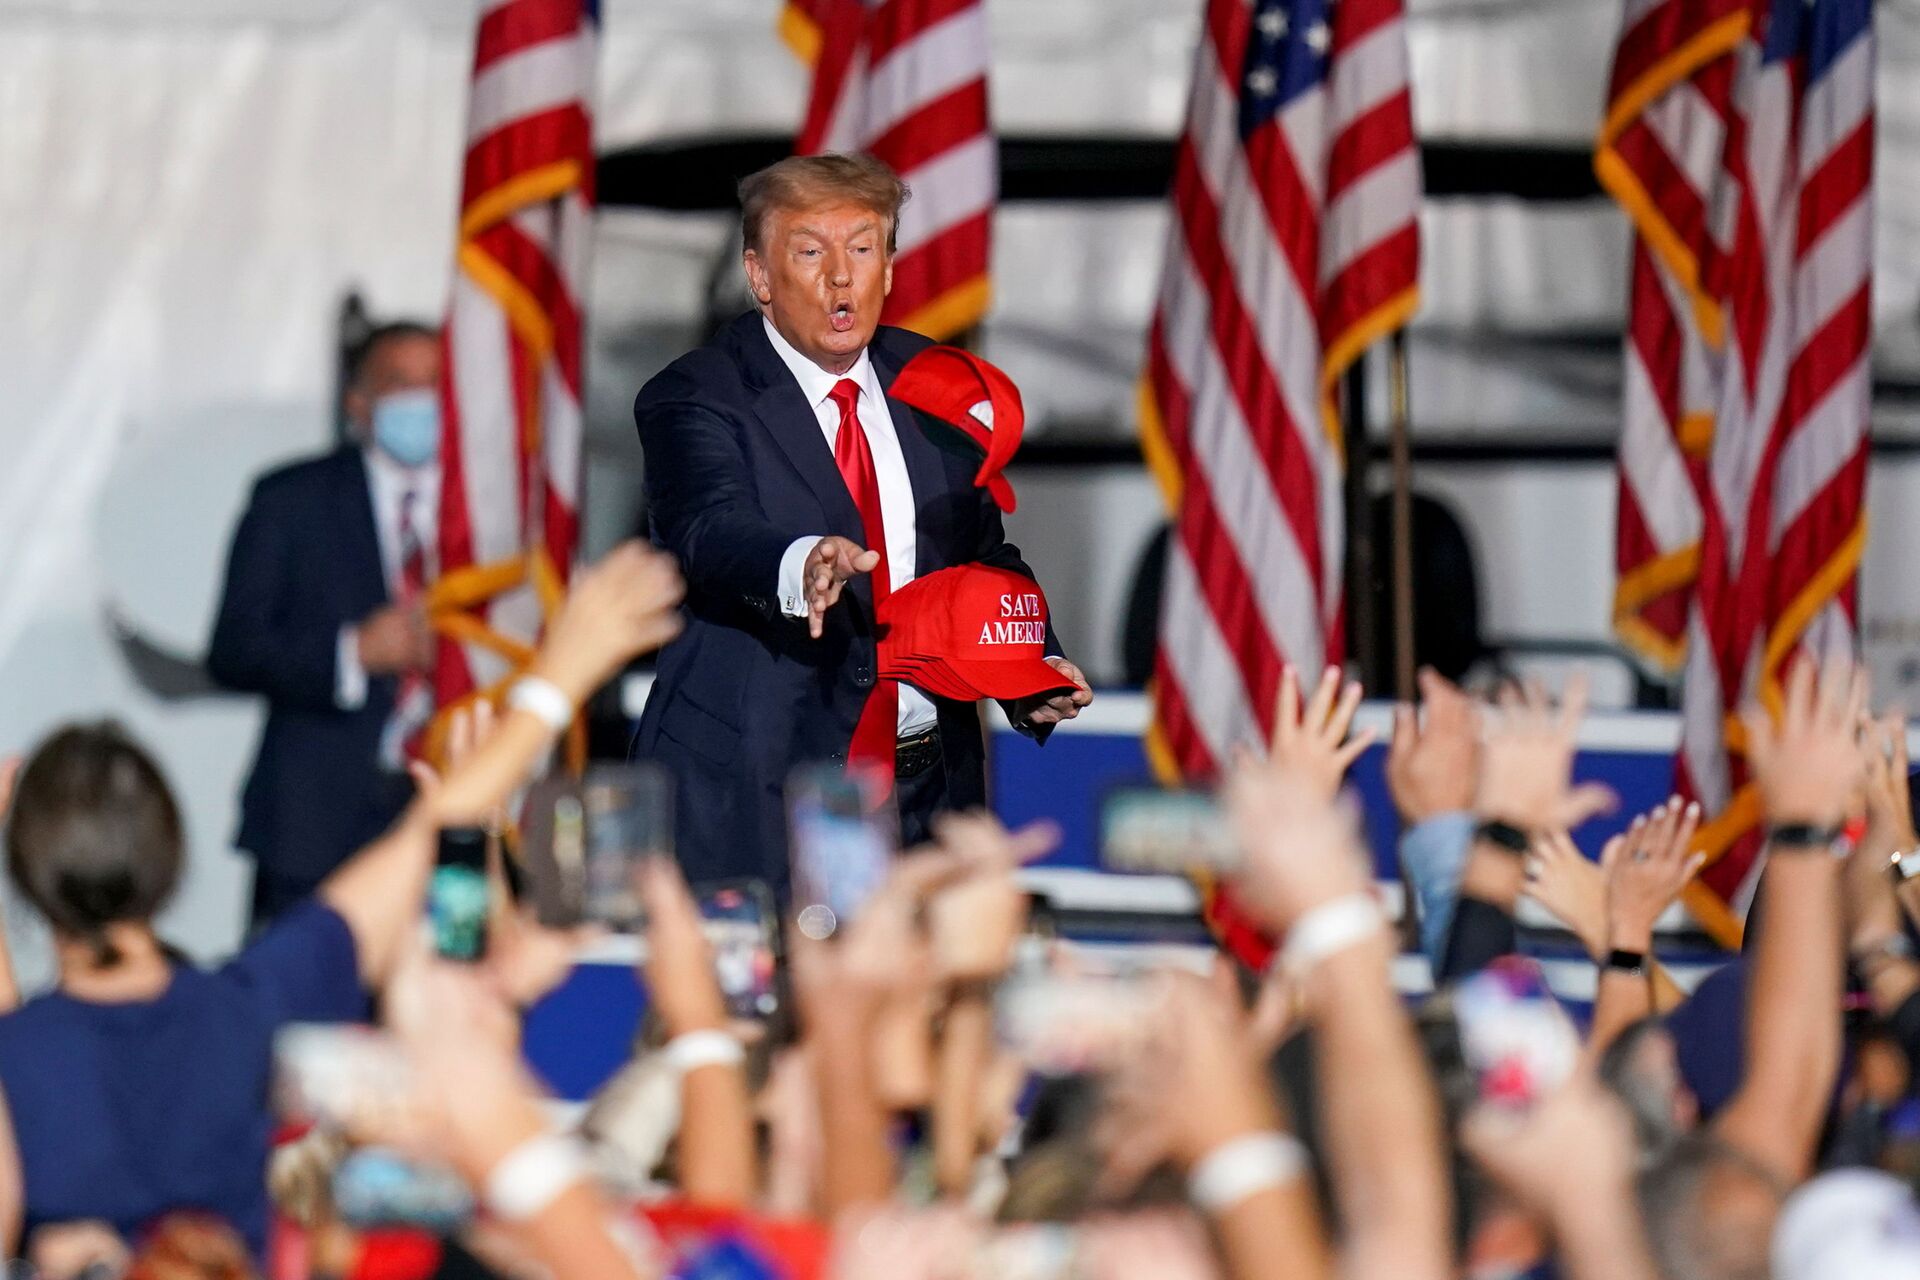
[1767,823,1847,853]
[1605,948,1648,975]
[1474,820,1531,854]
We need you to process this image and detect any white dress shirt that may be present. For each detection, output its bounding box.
[764,317,939,737]
[335,446,442,711]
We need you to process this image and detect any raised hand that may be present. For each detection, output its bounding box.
[1270,666,1376,801]
[1524,831,1608,961]
[1225,762,1373,933]
[1475,674,1615,833]
[802,535,880,639]
[1860,711,1916,852]
[1742,655,1867,829]
[530,541,686,704]
[1601,797,1704,953]
[1387,668,1482,824]
[635,857,729,1037]
[925,813,1056,985]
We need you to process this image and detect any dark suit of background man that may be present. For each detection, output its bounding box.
[632,153,1094,893]
[209,323,442,925]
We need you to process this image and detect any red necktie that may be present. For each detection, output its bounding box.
[829,379,898,789]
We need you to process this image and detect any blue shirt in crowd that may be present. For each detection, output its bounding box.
[0,900,366,1258]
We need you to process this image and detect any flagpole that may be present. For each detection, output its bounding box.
[1388,329,1416,703]
[1343,359,1379,689]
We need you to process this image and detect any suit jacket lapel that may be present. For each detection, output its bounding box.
[338,450,389,611]
[736,315,866,541]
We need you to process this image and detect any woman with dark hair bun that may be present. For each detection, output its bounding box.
[0,543,685,1265]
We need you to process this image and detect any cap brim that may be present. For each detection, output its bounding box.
[941,656,1074,703]
[881,655,984,703]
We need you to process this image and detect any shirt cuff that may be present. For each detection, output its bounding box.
[336,626,370,711]
[777,535,823,619]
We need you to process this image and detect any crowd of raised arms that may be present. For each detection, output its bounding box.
[1,540,1916,1280]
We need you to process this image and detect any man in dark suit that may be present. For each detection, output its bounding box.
[208,323,443,924]
[633,153,1093,892]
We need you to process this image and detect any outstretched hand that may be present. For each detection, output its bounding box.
[1475,674,1615,833]
[1743,656,1866,828]
[1387,668,1481,825]
[1601,797,1704,953]
[803,535,881,639]
[1271,665,1375,801]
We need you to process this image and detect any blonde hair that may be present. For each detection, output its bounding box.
[738,152,910,256]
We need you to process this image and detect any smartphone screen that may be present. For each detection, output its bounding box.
[429,826,490,962]
[696,880,781,1021]
[521,766,673,931]
[787,764,895,940]
[1099,786,1238,875]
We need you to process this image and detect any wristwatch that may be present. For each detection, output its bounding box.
[1604,948,1647,976]
[1473,819,1531,855]
[1766,823,1852,858]
[1891,849,1920,883]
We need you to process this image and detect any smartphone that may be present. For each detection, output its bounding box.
[696,879,781,1021]
[521,765,674,931]
[274,1024,418,1130]
[1099,786,1238,875]
[428,826,490,961]
[787,763,894,940]
[1452,957,1580,1110]
[331,1145,475,1232]
[994,970,1156,1077]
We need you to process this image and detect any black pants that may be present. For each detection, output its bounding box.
[896,733,951,852]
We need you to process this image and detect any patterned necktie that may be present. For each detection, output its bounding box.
[828,379,898,789]
[386,489,433,768]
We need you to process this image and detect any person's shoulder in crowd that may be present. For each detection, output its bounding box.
[244,443,363,503]
[869,322,937,367]
[634,311,764,419]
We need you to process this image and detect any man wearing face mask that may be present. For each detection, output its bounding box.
[208,322,443,925]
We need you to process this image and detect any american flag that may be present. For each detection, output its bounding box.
[1143,0,1422,782]
[1600,0,1874,944]
[429,0,597,743]
[781,0,995,339]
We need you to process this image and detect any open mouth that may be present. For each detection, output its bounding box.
[829,300,855,333]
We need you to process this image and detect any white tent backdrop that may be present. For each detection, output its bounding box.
[4,0,1920,973]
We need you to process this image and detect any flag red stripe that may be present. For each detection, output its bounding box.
[1172,142,1327,599]
[881,210,990,327]
[463,104,594,212]
[474,220,585,396]
[1605,0,1747,104]
[1325,90,1415,205]
[1320,224,1419,339]
[475,0,583,73]
[867,0,980,62]
[1151,657,1217,778]
[867,79,989,176]
[1794,120,1872,255]
[1329,0,1402,53]
[1149,331,1288,723]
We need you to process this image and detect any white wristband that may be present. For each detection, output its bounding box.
[663,1028,745,1075]
[1188,1131,1308,1214]
[1279,892,1383,979]
[485,1132,589,1221]
[507,676,575,733]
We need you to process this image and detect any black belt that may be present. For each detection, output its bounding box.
[895,728,943,780]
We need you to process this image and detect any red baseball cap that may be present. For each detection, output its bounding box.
[879,565,1072,702]
[887,346,1025,513]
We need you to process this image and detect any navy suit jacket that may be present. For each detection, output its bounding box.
[632,311,1057,891]
[207,447,410,895]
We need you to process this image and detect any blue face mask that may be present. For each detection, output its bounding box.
[370,389,441,467]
